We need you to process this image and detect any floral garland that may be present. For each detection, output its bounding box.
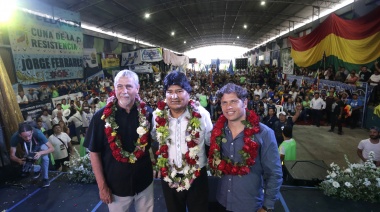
[154,99,202,192]
[208,109,260,177]
[102,96,150,163]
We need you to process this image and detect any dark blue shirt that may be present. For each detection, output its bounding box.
[216,123,283,211]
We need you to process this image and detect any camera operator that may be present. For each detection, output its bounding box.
[10,123,54,188]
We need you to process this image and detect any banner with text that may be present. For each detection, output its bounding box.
[83,48,99,68]
[141,48,163,62]
[8,10,84,84]
[121,50,142,66]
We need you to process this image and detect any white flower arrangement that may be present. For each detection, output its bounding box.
[320,152,380,202]
[64,148,95,184]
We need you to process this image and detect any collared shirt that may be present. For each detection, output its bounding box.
[151,105,213,170]
[310,97,326,110]
[84,104,154,197]
[216,123,283,211]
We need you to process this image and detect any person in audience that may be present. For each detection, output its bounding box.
[273,108,300,146]
[310,91,326,127]
[61,99,70,110]
[67,107,83,142]
[17,90,29,104]
[358,65,371,82]
[49,124,72,171]
[357,126,380,167]
[26,88,39,103]
[52,103,62,119]
[329,96,345,135]
[279,125,296,162]
[59,120,70,135]
[40,109,53,135]
[52,110,68,125]
[262,106,279,130]
[346,92,363,129]
[81,106,93,134]
[345,70,359,85]
[369,62,380,105]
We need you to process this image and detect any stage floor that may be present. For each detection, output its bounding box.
[1,172,378,212]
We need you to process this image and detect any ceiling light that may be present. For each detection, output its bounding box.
[144,13,150,18]
[233,42,235,44]
[184,41,186,44]
[261,1,266,6]
[171,31,175,36]
[237,36,240,39]
[244,24,247,29]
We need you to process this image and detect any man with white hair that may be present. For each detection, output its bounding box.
[84,70,154,212]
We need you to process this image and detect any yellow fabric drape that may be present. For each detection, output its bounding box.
[291,31,380,67]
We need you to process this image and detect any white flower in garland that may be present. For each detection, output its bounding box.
[344,182,352,188]
[332,181,340,188]
[186,136,192,142]
[363,178,371,187]
[189,146,199,159]
[136,126,147,136]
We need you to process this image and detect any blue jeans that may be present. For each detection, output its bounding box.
[38,144,50,179]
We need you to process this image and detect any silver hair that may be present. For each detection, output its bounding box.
[113,69,139,87]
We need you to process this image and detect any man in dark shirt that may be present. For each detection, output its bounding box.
[328,96,344,135]
[358,66,371,82]
[273,106,301,146]
[84,70,154,212]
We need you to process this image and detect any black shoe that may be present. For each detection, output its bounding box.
[41,179,50,188]
[338,131,342,135]
[328,129,333,132]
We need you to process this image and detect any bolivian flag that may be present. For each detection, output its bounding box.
[289,6,380,71]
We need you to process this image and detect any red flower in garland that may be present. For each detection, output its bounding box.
[139,134,148,145]
[140,102,146,108]
[208,109,260,177]
[192,111,202,118]
[155,116,166,126]
[194,170,201,177]
[105,127,113,135]
[104,108,113,118]
[134,150,145,158]
[161,167,168,177]
[157,101,166,110]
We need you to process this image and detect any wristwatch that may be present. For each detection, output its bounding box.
[262,206,274,212]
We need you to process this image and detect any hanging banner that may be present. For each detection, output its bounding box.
[101,54,120,71]
[8,10,83,84]
[83,48,98,68]
[130,64,153,73]
[141,48,163,62]
[264,51,271,65]
[19,100,53,121]
[281,48,294,75]
[121,50,142,66]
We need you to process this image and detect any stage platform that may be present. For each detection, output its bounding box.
[1,173,378,212]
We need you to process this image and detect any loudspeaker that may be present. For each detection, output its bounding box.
[283,160,329,186]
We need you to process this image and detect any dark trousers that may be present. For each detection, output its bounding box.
[347,109,361,128]
[311,109,322,126]
[161,167,209,212]
[330,113,343,132]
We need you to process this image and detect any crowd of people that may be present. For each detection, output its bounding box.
[9,61,380,212]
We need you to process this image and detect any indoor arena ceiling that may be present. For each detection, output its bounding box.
[37,0,343,53]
